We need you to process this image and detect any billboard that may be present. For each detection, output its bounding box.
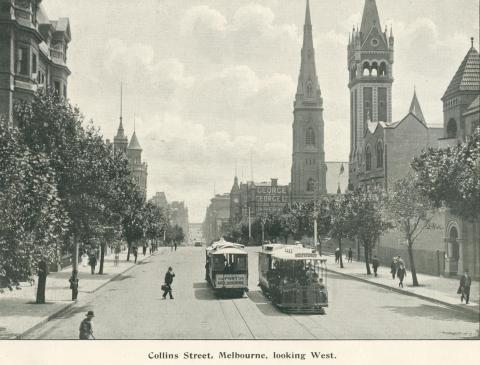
[255,184,289,214]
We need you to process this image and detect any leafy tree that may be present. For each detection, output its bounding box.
[279,205,301,243]
[411,128,480,220]
[0,120,68,298]
[385,176,438,286]
[345,189,391,275]
[327,195,352,269]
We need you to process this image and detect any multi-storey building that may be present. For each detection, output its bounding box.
[203,193,230,244]
[169,201,189,239]
[0,0,71,124]
[290,0,327,202]
[348,0,394,189]
[151,192,168,210]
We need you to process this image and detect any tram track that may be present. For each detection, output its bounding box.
[216,295,256,339]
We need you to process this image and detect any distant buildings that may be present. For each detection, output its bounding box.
[151,192,168,210]
[0,0,71,124]
[112,87,147,200]
[203,193,230,244]
[169,201,189,239]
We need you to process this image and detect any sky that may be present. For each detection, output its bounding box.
[44,0,479,222]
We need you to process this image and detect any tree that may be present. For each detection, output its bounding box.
[279,204,301,243]
[411,128,480,220]
[0,120,69,298]
[386,176,438,286]
[345,189,391,275]
[327,195,351,269]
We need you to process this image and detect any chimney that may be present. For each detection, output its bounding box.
[271,178,278,187]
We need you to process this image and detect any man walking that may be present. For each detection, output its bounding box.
[397,262,407,288]
[69,270,79,301]
[79,311,95,339]
[390,257,397,279]
[372,255,379,277]
[335,248,340,263]
[459,270,472,304]
[133,246,138,264]
[347,248,353,263]
[162,267,175,299]
[88,253,97,275]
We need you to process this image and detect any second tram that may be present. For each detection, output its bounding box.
[258,243,328,314]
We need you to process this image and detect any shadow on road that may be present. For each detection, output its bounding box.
[383,303,479,323]
[194,288,217,300]
[246,290,269,304]
[111,275,134,282]
[55,304,91,319]
[193,282,209,289]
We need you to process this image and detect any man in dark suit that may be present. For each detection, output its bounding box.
[162,267,175,299]
[459,270,472,304]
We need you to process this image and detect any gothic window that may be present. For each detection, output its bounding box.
[365,145,372,171]
[371,62,378,77]
[379,62,387,76]
[305,127,315,146]
[306,81,313,98]
[447,119,457,138]
[307,178,315,192]
[376,141,383,168]
[362,62,370,76]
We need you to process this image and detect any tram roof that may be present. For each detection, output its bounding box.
[212,247,248,256]
[207,239,245,251]
[271,245,326,261]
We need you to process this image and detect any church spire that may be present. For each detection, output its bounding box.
[409,87,426,124]
[296,0,320,104]
[116,82,125,138]
[360,0,382,37]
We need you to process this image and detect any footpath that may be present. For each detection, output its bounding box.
[0,248,160,339]
[324,254,479,316]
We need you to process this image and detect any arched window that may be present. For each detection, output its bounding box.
[362,62,370,76]
[305,127,315,146]
[379,62,387,76]
[449,226,459,260]
[447,119,457,138]
[307,178,315,192]
[306,81,313,98]
[371,62,378,77]
[376,141,383,168]
[365,145,372,171]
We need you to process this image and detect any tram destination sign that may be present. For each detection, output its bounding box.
[294,253,318,258]
[215,274,248,288]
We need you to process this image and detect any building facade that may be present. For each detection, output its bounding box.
[151,192,168,210]
[290,0,327,202]
[0,0,71,124]
[203,193,230,244]
[439,40,480,279]
[348,0,394,189]
[356,91,442,190]
[169,201,189,240]
[126,130,147,199]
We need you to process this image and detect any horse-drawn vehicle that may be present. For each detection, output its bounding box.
[258,243,328,313]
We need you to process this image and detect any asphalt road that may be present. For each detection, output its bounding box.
[25,246,480,339]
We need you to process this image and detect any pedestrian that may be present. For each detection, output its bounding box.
[81,252,89,267]
[36,258,48,304]
[133,246,138,263]
[174,241,177,251]
[143,244,147,256]
[149,244,152,255]
[79,311,95,339]
[335,248,340,263]
[372,255,379,277]
[390,257,397,279]
[347,248,353,263]
[88,253,97,275]
[397,262,407,288]
[459,270,472,304]
[171,241,174,251]
[162,266,175,299]
[114,245,120,267]
[69,270,79,301]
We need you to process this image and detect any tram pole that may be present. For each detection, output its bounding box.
[248,207,251,239]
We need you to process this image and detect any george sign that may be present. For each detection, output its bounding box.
[215,274,248,288]
[255,184,289,214]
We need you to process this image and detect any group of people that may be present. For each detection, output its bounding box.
[390,256,407,287]
[334,248,353,263]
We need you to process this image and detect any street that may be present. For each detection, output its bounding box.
[25,247,479,339]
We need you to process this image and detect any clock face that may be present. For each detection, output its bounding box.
[371,38,379,47]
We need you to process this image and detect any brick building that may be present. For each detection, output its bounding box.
[439,40,480,279]
[0,0,71,124]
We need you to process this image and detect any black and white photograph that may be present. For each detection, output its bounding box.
[0,0,479,363]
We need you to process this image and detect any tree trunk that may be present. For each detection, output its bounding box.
[284,235,288,244]
[338,238,344,269]
[364,243,371,275]
[36,260,48,304]
[99,241,106,274]
[407,241,419,286]
[126,241,131,262]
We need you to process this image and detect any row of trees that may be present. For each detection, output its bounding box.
[225,128,479,287]
[0,91,170,300]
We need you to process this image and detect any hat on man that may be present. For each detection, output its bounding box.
[86,310,95,317]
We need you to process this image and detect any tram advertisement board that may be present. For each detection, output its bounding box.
[215,274,248,288]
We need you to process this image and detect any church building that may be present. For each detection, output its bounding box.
[290,0,327,203]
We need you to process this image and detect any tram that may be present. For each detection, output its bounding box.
[205,239,249,297]
[258,243,328,314]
